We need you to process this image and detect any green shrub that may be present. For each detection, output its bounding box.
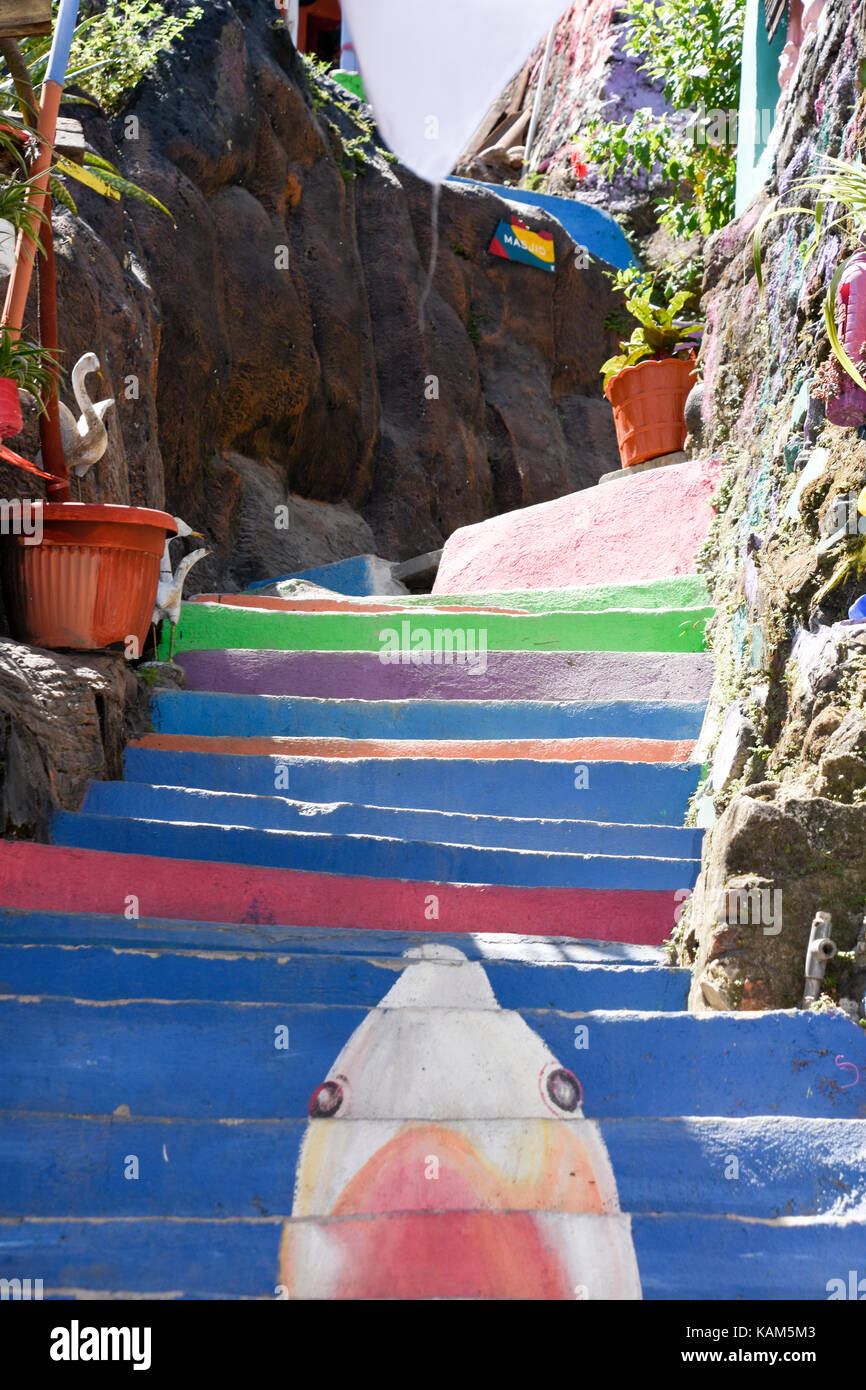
[68,0,202,114]
[584,0,746,237]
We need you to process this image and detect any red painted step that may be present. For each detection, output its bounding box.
[0,841,681,944]
[131,733,696,763]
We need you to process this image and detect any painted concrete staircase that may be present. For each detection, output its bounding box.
[1,459,865,1299]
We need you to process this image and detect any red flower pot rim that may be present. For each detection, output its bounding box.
[33,503,178,530]
[604,352,697,401]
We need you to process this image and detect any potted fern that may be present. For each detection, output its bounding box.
[601,274,703,468]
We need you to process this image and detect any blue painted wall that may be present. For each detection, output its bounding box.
[449,176,638,271]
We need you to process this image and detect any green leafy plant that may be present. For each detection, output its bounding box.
[523,170,547,193]
[0,328,61,406]
[67,0,202,115]
[751,157,866,392]
[584,0,746,238]
[0,130,53,251]
[0,21,173,218]
[600,269,704,389]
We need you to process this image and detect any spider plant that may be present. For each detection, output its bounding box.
[0,327,61,408]
[751,156,866,392]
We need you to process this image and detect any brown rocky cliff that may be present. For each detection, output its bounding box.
[8,0,622,592]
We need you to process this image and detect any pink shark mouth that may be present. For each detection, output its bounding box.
[279,1118,625,1299]
[283,1207,578,1300]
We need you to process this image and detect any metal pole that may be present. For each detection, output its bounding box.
[1,0,80,338]
[38,195,69,499]
[522,24,556,184]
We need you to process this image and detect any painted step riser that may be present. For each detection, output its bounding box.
[150,692,708,743]
[0,842,682,943]
[0,910,669,965]
[176,648,714,703]
[83,783,706,860]
[402,576,712,613]
[160,603,712,659]
[51,813,701,893]
[240,575,710,615]
[0,943,691,1011]
[124,749,702,823]
[2,1115,860,1221]
[2,1214,861,1300]
[2,1000,862,1119]
[132,733,696,764]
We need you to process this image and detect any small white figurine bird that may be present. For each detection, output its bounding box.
[57,351,115,478]
[152,516,211,660]
[21,351,114,486]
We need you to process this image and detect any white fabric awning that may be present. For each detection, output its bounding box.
[339,0,570,182]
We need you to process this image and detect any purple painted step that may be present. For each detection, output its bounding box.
[177,649,714,703]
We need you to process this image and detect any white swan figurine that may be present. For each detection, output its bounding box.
[152,516,211,660]
[58,351,115,478]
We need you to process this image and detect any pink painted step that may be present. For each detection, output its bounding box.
[434,457,722,593]
[0,841,680,944]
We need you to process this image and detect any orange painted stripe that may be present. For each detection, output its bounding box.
[132,733,696,762]
[190,593,524,615]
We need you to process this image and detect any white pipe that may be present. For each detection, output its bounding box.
[522,24,556,182]
[803,910,836,1005]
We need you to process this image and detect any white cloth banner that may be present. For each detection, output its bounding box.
[339,0,570,182]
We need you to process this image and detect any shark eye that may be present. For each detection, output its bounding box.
[542,1066,583,1114]
[309,1079,344,1118]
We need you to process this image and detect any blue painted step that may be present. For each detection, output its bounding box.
[150,691,708,742]
[83,782,705,859]
[3,998,863,1119]
[2,1213,862,1300]
[125,748,702,822]
[0,942,690,1011]
[51,811,701,892]
[0,908,669,963]
[2,1113,860,1220]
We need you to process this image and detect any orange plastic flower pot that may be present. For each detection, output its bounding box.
[604,355,697,468]
[0,503,177,651]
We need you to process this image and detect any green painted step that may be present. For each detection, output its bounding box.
[162,602,711,659]
[267,574,711,615]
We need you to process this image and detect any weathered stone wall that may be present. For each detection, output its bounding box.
[0,642,146,841]
[1,0,624,601]
[679,1,866,1015]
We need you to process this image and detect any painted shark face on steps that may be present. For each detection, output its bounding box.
[280,944,642,1300]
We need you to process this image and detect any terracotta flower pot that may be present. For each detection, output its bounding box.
[604,355,697,468]
[0,376,23,438]
[0,503,177,651]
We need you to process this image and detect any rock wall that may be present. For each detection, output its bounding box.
[2,0,624,600]
[679,1,866,1015]
[0,642,144,841]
